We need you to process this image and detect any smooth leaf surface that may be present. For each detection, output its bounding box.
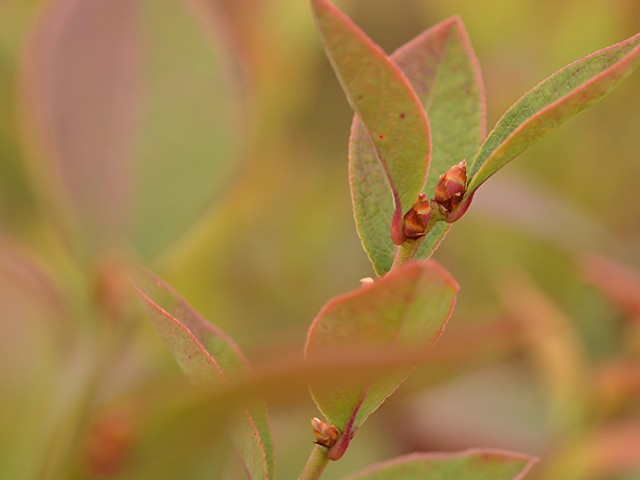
[22,0,241,258]
[133,270,274,480]
[131,0,242,257]
[467,32,640,193]
[312,0,431,249]
[22,0,142,255]
[346,449,537,480]
[305,261,458,446]
[349,17,485,274]
[0,239,69,480]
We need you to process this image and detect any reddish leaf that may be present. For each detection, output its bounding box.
[311,0,431,248]
[133,270,274,479]
[346,449,537,480]
[22,0,242,258]
[305,261,458,460]
[22,0,142,254]
[581,254,640,319]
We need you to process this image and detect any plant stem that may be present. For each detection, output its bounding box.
[38,259,135,479]
[299,444,330,480]
[390,238,422,271]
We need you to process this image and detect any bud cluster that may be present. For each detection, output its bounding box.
[391,160,471,244]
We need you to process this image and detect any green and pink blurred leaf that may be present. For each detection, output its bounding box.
[22,0,142,255]
[0,238,69,479]
[311,0,430,251]
[467,32,640,193]
[22,0,242,258]
[349,16,485,274]
[0,0,40,224]
[305,261,458,459]
[133,269,274,480]
[346,449,537,480]
[581,254,640,318]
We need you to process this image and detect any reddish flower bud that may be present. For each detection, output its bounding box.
[403,193,431,239]
[434,160,467,222]
[311,417,339,448]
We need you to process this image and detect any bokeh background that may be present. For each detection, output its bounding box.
[1,0,639,478]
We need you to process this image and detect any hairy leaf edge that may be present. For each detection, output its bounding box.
[345,448,539,480]
[313,0,432,216]
[304,261,459,427]
[468,32,640,192]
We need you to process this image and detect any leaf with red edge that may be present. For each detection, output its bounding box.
[350,16,486,274]
[305,261,458,460]
[346,449,538,480]
[133,270,274,480]
[467,32,640,194]
[311,0,431,250]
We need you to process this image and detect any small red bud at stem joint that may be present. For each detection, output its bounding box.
[403,192,431,239]
[311,418,339,448]
[434,160,468,222]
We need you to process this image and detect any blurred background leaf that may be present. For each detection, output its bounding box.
[346,449,538,480]
[20,0,244,261]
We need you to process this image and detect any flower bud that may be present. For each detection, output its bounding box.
[434,160,467,222]
[311,417,339,448]
[403,193,431,239]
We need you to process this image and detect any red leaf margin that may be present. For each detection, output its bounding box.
[345,448,539,480]
[305,261,459,460]
[467,32,640,193]
[312,0,432,244]
[132,269,274,480]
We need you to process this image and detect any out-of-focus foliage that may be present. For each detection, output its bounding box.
[345,449,537,480]
[1,0,639,479]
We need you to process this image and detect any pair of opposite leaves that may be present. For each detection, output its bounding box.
[136,0,640,478]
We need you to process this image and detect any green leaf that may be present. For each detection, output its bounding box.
[305,261,458,459]
[467,32,640,193]
[346,449,538,480]
[133,270,274,480]
[349,16,486,274]
[311,0,431,248]
[131,0,242,257]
